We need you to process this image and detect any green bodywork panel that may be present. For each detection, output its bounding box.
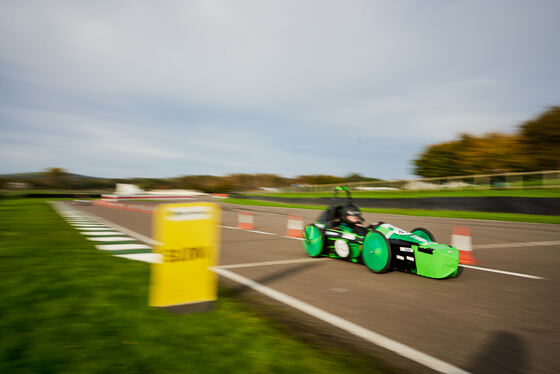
[414,243,459,278]
[374,223,459,278]
[375,224,426,244]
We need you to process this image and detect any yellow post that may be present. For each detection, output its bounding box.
[149,202,220,312]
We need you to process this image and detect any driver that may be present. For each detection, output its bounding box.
[341,203,364,227]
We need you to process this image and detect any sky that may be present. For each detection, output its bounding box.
[1,0,559,180]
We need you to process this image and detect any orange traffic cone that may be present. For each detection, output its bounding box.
[237,211,254,230]
[451,226,478,265]
[285,215,303,238]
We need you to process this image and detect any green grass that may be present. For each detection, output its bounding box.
[247,188,560,199]
[224,198,560,224]
[0,199,390,374]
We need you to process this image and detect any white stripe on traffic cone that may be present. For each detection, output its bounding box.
[451,226,478,265]
[285,215,303,238]
[237,211,254,230]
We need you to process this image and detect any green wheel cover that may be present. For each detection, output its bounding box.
[362,231,392,273]
[303,225,323,257]
[411,227,435,242]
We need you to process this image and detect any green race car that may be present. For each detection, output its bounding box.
[302,187,459,279]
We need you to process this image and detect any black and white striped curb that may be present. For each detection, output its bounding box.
[50,201,161,263]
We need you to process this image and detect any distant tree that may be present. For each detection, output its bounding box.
[295,174,345,185]
[413,141,463,177]
[413,106,560,177]
[133,178,176,190]
[343,173,380,183]
[454,133,525,174]
[44,167,67,188]
[518,106,560,170]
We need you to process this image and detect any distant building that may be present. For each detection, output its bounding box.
[5,182,30,189]
[259,187,280,192]
[102,183,207,201]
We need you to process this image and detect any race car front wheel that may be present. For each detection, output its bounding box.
[303,224,324,257]
[362,231,392,273]
[411,227,435,242]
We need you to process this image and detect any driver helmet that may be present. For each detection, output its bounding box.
[342,203,363,225]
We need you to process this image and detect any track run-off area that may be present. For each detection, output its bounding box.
[52,199,560,374]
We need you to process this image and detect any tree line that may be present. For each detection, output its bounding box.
[136,173,379,192]
[1,170,379,193]
[413,106,560,177]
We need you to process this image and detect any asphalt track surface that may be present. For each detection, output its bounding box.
[64,200,560,374]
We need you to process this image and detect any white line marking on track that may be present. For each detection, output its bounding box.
[459,265,544,280]
[80,231,122,236]
[282,236,304,240]
[211,267,470,374]
[217,258,325,269]
[97,244,152,251]
[75,227,113,231]
[71,224,107,227]
[474,240,560,249]
[114,253,162,263]
[87,236,137,242]
[220,225,281,236]
[246,230,277,235]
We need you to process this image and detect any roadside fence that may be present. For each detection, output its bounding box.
[276,170,560,193]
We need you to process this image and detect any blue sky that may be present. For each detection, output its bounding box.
[1,0,559,179]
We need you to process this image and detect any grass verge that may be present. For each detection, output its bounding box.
[0,198,391,374]
[224,198,560,224]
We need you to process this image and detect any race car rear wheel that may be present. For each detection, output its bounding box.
[411,227,435,242]
[303,224,324,257]
[362,231,392,273]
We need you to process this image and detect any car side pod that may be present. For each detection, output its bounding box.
[303,224,324,258]
[362,231,392,273]
[414,243,459,279]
